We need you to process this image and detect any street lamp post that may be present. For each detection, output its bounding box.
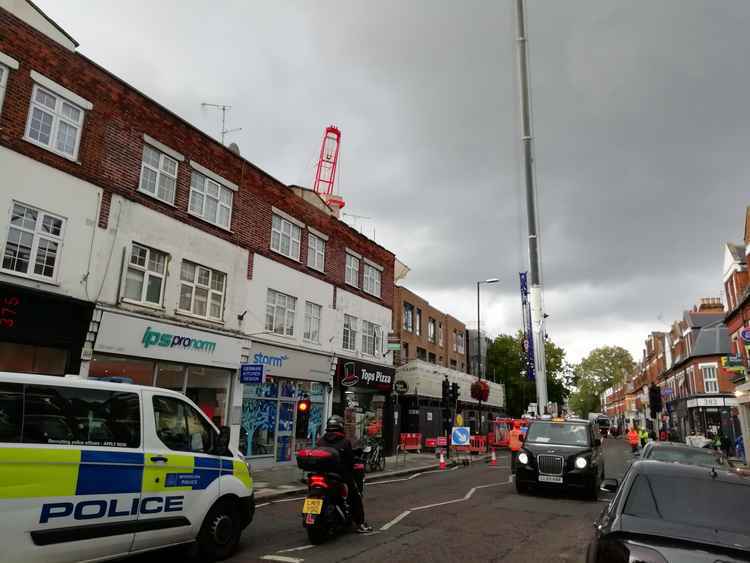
[476,278,499,433]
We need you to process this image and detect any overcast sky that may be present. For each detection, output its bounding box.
[38,0,750,362]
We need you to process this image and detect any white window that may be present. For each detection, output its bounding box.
[307,233,325,271]
[2,202,65,281]
[25,85,84,159]
[457,332,465,354]
[123,243,167,306]
[343,314,358,351]
[403,303,414,332]
[0,64,8,116]
[178,261,226,321]
[265,289,296,336]
[363,264,381,297]
[701,364,719,394]
[189,172,233,230]
[271,214,301,260]
[304,302,322,343]
[438,321,443,346]
[139,144,178,205]
[362,321,382,356]
[452,330,458,352]
[416,309,422,336]
[345,254,359,287]
[428,318,436,343]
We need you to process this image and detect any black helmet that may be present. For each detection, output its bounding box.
[326,415,345,433]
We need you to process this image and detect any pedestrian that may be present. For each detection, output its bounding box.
[628,427,640,453]
[639,427,648,448]
[509,420,523,473]
[719,432,730,457]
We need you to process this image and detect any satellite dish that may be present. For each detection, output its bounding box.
[228,142,241,155]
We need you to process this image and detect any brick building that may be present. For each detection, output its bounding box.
[0,2,400,462]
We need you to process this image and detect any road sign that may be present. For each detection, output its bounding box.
[240,363,264,384]
[455,414,464,426]
[741,327,750,343]
[394,380,408,394]
[451,426,470,446]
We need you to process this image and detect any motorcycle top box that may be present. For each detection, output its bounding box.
[296,447,341,472]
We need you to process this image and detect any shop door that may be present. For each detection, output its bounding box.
[276,401,295,462]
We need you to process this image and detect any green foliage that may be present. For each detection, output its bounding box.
[485,332,571,417]
[568,346,635,418]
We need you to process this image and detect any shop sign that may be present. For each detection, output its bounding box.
[337,359,395,392]
[740,328,750,343]
[721,355,746,374]
[240,363,264,384]
[687,397,727,408]
[94,311,244,368]
[394,380,409,394]
[247,342,331,383]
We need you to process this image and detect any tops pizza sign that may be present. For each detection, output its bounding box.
[337,359,395,392]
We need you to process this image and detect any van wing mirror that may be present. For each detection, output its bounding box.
[214,426,231,455]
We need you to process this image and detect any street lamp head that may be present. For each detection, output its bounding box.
[484,278,500,284]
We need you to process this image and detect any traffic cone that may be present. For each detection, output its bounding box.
[490,448,497,466]
[439,450,447,470]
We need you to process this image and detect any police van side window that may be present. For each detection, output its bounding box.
[22,385,140,448]
[0,383,23,443]
[153,395,214,453]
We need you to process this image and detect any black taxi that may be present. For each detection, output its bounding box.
[515,417,604,500]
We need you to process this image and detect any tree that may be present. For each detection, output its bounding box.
[568,346,634,418]
[485,332,571,417]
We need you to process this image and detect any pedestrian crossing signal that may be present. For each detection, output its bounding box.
[296,397,311,439]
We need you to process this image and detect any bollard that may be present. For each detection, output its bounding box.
[439,449,447,470]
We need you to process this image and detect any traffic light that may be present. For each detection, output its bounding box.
[295,396,311,439]
[442,376,450,408]
[648,384,662,419]
[451,382,460,405]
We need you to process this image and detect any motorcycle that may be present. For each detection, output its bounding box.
[296,446,369,544]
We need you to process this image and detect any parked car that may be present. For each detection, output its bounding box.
[587,460,750,562]
[640,441,728,468]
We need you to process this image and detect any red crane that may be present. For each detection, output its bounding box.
[312,125,345,212]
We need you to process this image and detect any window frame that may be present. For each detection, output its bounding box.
[363,263,382,297]
[416,309,422,336]
[122,243,168,307]
[2,201,66,283]
[304,301,322,344]
[428,318,436,343]
[0,63,8,118]
[152,394,215,454]
[403,303,414,332]
[361,320,382,357]
[177,260,226,322]
[138,144,179,205]
[24,84,85,161]
[700,363,719,394]
[345,253,360,287]
[189,171,233,231]
[307,233,326,272]
[265,289,297,337]
[270,214,302,261]
[343,314,358,351]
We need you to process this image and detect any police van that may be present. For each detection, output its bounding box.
[0,372,254,562]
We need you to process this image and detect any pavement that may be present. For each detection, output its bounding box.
[130,437,632,562]
[253,451,452,500]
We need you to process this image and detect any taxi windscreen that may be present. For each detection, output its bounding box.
[525,422,590,446]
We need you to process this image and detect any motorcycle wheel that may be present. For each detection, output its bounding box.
[377,452,385,472]
[307,524,328,545]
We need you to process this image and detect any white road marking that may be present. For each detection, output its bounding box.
[369,465,461,485]
[256,502,271,508]
[277,545,314,553]
[260,556,304,563]
[380,510,412,530]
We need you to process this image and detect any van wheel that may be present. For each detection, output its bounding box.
[198,499,241,561]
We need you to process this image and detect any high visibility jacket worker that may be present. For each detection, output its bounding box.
[639,429,649,445]
[628,429,639,446]
[509,427,523,452]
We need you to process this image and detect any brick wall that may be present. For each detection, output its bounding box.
[392,286,466,369]
[0,7,393,309]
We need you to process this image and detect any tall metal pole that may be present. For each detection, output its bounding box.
[515,0,548,414]
[477,281,482,380]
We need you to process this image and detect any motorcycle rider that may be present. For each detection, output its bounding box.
[317,415,373,533]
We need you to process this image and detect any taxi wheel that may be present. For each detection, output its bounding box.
[198,499,241,561]
[515,478,529,495]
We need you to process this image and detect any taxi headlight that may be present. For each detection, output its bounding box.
[575,456,588,469]
[518,452,529,465]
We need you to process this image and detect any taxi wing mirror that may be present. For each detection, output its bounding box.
[213,425,231,455]
[600,478,619,493]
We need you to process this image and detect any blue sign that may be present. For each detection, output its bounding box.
[451,426,471,446]
[240,363,264,384]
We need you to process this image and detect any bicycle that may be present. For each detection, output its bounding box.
[364,438,386,473]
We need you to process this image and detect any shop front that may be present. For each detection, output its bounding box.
[89,309,246,427]
[669,394,741,451]
[0,282,93,375]
[239,342,334,467]
[333,358,396,455]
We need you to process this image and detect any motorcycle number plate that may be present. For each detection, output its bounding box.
[303,498,323,514]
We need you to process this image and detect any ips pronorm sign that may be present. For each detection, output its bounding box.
[142,326,216,353]
[93,310,244,368]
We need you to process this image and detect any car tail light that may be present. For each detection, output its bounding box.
[353,463,365,472]
[309,475,328,489]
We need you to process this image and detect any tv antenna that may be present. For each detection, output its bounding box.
[201,103,242,145]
